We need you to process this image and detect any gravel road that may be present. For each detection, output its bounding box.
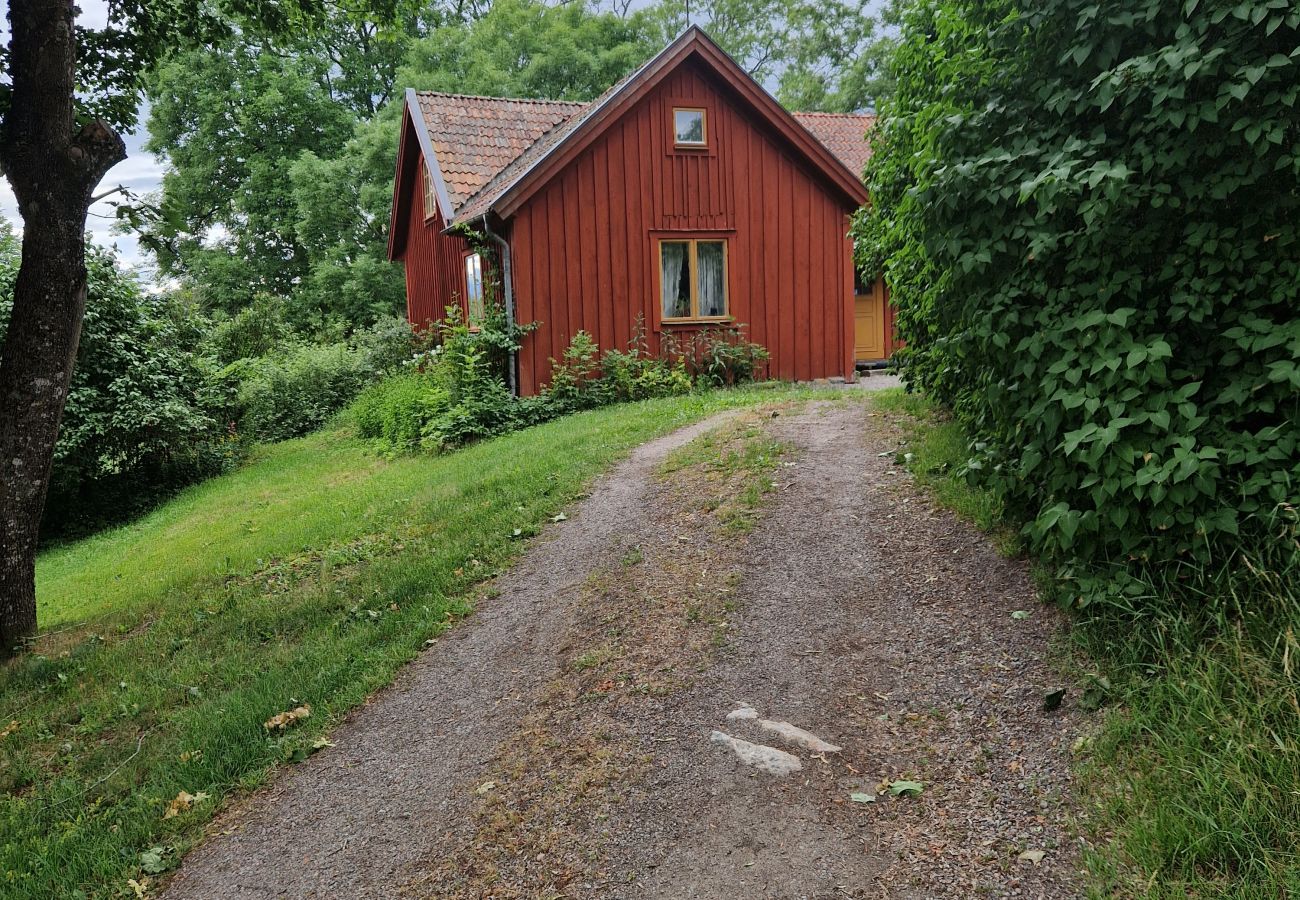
[163,397,1085,899]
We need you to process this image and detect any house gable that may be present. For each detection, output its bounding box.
[463,26,869,225]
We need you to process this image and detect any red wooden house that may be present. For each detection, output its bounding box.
[387,26,893,395]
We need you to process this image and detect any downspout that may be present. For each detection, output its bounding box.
[481,214,518,396]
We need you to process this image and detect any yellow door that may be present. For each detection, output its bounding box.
[854,280,885,361]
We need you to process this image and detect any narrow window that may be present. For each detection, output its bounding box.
[673,107,706,147]
[422,164,437,220]
[464,253,484,324]
[660,239,727,321]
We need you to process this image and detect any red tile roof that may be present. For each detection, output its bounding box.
[793,112,875,178]
[414,92,585,212]
[412,85,873,224]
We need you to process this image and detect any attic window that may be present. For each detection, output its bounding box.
[673,108,707,147]
[422,165,437,220]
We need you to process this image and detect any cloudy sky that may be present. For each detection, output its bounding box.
[0,0,162,271]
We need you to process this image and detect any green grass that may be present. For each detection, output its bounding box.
[874,386,1300,899]
[0,383,821,900]
[658,414,788,534]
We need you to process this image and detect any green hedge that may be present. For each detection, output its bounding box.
[858,0,1300,605]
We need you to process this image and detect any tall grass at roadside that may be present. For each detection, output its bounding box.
[872,386,1300,899]
[1074,518,1300,899]
[0,383,822,900]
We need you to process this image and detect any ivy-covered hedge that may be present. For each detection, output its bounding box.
[857,0,1299,605]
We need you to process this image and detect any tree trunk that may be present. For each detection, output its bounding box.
[0,0,125,654]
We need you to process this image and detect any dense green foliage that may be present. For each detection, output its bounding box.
[0,228,233,539]
[2,385,805,898]
[858,0,1300,606]
[352,306,767,456]
[229,318,412,443]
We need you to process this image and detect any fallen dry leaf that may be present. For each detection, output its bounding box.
[163,790,211,819]
[264,704,312,731]
[475,780,496,795]
[1019,849,1047,865]
[0,720,18,740]
[127,877,149,898]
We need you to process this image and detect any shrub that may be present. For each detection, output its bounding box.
[422,308,522,449]
[350,311,769,457]
[228,317,417,443]
[856,0,1300,607]
[351,372,450,454]
[664,325,769,387]
[206,293,293,364]
[598,317,693,401]
[0,227,235,539]
[545,330,603,410]
[232,343,375,442]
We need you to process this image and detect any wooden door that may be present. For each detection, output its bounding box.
[854,280,885,361]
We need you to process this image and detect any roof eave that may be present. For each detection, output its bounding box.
[406,88,455,221]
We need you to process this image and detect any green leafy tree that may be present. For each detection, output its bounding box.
[645,0,884,111]
[145,44,357,308]
[857,0,1300,602]
[0,0,411,653]
[402,0,658,100]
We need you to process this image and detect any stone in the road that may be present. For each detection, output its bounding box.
[725,704,758,722]
[756,719,842,754]
[709,730,802,776]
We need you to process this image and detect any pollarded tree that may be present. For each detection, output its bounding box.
[0,0,410,655]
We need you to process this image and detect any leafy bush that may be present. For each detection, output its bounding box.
[350,310,765,456]
[351,373,450,454]
[598,317,693,401]
[206,293,294,364]
[663,324,769,387]
[0,227,235,539]
[857,0,1300,606]
[231,343,373,442]
[226,317,416,443]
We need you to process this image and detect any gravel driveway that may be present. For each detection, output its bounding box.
[162,397,1085,899]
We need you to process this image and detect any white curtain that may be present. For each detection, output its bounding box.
[696,241,725,317]
[661,242,688,318]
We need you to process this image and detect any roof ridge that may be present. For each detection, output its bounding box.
[793,110,875,118]
[415,89,588,107]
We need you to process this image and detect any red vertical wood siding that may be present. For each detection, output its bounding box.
[397,154,474,329]
[506,60,858,395]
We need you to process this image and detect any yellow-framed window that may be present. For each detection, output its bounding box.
[659,239,728,321]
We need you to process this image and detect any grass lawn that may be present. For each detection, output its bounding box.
[1,383,824,900]
[874,387,1300,900]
